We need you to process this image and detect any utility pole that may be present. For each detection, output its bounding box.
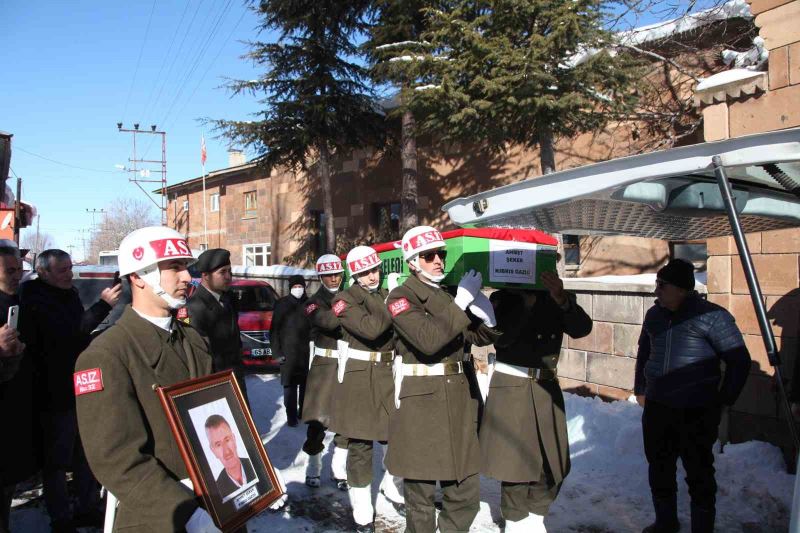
[86,208,105,231]
[117,123,167,224]
[78,229,90,263]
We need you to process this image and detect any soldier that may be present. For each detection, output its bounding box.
[75,227,286,532]
[484,273,593,532]
[329,246,401,532]
[300,254,349,490]
[385,226,499,533]
[185,248,249,405]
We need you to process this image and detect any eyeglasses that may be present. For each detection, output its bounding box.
[420,250,447,262]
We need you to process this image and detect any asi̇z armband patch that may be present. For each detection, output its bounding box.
[332,300,347,316]
[305,303,319,315]
[388,298,411,317]
[74,368,104,396]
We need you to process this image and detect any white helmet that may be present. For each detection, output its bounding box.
[402,226,447,283]
[315,254,344,275]
[346,246,381,275]
[118,226,195,309]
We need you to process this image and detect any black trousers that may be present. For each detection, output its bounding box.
[642,400,721,511]
[283,378,307,424]
[302,421,347,456]
[404,475,480,533]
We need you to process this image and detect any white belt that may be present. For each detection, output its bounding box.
[313,347,339,358]
[347,347,395,363]
[494,361,555,380]
[401,360,463,377]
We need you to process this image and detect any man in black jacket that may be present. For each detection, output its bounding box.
[271,275,311,427]
[0,240,33,533]
[634,259,750,533]
[21,249,120,532]
[185,248,248,405]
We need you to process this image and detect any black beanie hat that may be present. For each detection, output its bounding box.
[288,274,306,288]
[657,259,695,291]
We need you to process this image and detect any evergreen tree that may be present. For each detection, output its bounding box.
[414,0,641,174]
[364,1,437,232]
[210,0,384,253]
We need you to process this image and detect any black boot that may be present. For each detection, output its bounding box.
[642,496,680,533]
[690,505,715,533]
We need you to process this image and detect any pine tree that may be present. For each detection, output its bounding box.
[210,0,384,253]
[364,1,437,232]
[413,0,641,174]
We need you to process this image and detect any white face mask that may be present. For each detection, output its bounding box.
[290,287,305,299]
[325,286,339,294]
[139,267,187,310]
[410,257,446,284]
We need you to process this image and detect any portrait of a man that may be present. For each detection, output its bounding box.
[204,414,256,499]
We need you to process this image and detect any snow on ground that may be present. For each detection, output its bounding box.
[10,373,794,532]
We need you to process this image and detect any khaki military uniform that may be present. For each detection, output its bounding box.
[301,287,348,456]
[481,289,592,521]
[328,284,394,488]
[386,275,499,532]
[75,306,213,532]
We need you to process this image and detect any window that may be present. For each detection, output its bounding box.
[244,191,257,217]
[182,200,189,212]
[372,202,401,241]
[243,243,271,267]
[210,193,219,213]
[563,234,581,267]
[199,243,208,252]
[312,210,328,256]
[670,241,707,270]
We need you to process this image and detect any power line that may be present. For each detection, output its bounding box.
[14,146,116,174]
[122,0,158,123]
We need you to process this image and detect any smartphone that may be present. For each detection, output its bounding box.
[7,305,19,330]
[112,271,121,287]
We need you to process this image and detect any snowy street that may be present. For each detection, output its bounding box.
[11,372,794,532]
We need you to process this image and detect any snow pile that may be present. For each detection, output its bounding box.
[232,264,317,279]
[10,375,793,531]
[695,68,765,92]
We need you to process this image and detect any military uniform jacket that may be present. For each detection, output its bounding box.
[328,284,394,441]
[480,290,592,484]
[75,306,213,532]
[301,287,342,426]
[385,275,499,482]
[186,284,242,373]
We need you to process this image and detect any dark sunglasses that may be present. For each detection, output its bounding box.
[420,250,447,261]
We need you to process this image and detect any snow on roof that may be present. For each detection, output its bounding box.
[695,68,765,91]
[563,272,707,293]
[231,264,317,278]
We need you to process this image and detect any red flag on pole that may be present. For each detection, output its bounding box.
[200,135,207,165]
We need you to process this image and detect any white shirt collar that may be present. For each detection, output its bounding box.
[204,285,224,306]
[225,462,247,488]
[132,307,174,332]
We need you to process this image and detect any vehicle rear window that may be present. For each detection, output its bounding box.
[232,285,278,312]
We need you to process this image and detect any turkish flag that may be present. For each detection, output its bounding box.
[201,135,207,165]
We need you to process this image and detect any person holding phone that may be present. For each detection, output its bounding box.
[0,239,35,533]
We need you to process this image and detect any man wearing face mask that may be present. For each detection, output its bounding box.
[385,226,500,533]
[186,248,248,406]
[74,227,220,532]
[271,275,311,427]
[300,255,349,490]
[329,246,400,532]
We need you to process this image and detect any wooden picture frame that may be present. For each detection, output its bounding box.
[157,370,283,532]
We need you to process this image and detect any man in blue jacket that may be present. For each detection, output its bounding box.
[634,259,750,533]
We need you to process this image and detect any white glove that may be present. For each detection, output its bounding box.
[454,270,482,310]
[269,468,288,510]
[468,292,496,327]
[387,272,402,292]
[185,508,221,533]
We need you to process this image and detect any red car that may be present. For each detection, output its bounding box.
[229,279,280,371]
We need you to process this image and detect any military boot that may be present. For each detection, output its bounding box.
[642,496,680,533]
[690,504,715,533]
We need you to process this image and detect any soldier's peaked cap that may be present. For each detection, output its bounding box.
[195,248,231,273]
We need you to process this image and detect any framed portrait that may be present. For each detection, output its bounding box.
[158,371,283,532]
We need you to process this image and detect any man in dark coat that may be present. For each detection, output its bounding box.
[0,240,34,533]
[185,248,248,405]
[484,272,592,532]
[635,259,751,533]
[21,249,120,532]
[386,226,500,533]
[271,274,311,427]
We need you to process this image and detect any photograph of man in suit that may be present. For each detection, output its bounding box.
[204,414,256,500]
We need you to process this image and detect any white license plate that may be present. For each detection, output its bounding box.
[251,348,270,357]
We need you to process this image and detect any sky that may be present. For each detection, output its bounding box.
[2,1,264,261]
[1,0,727,262]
